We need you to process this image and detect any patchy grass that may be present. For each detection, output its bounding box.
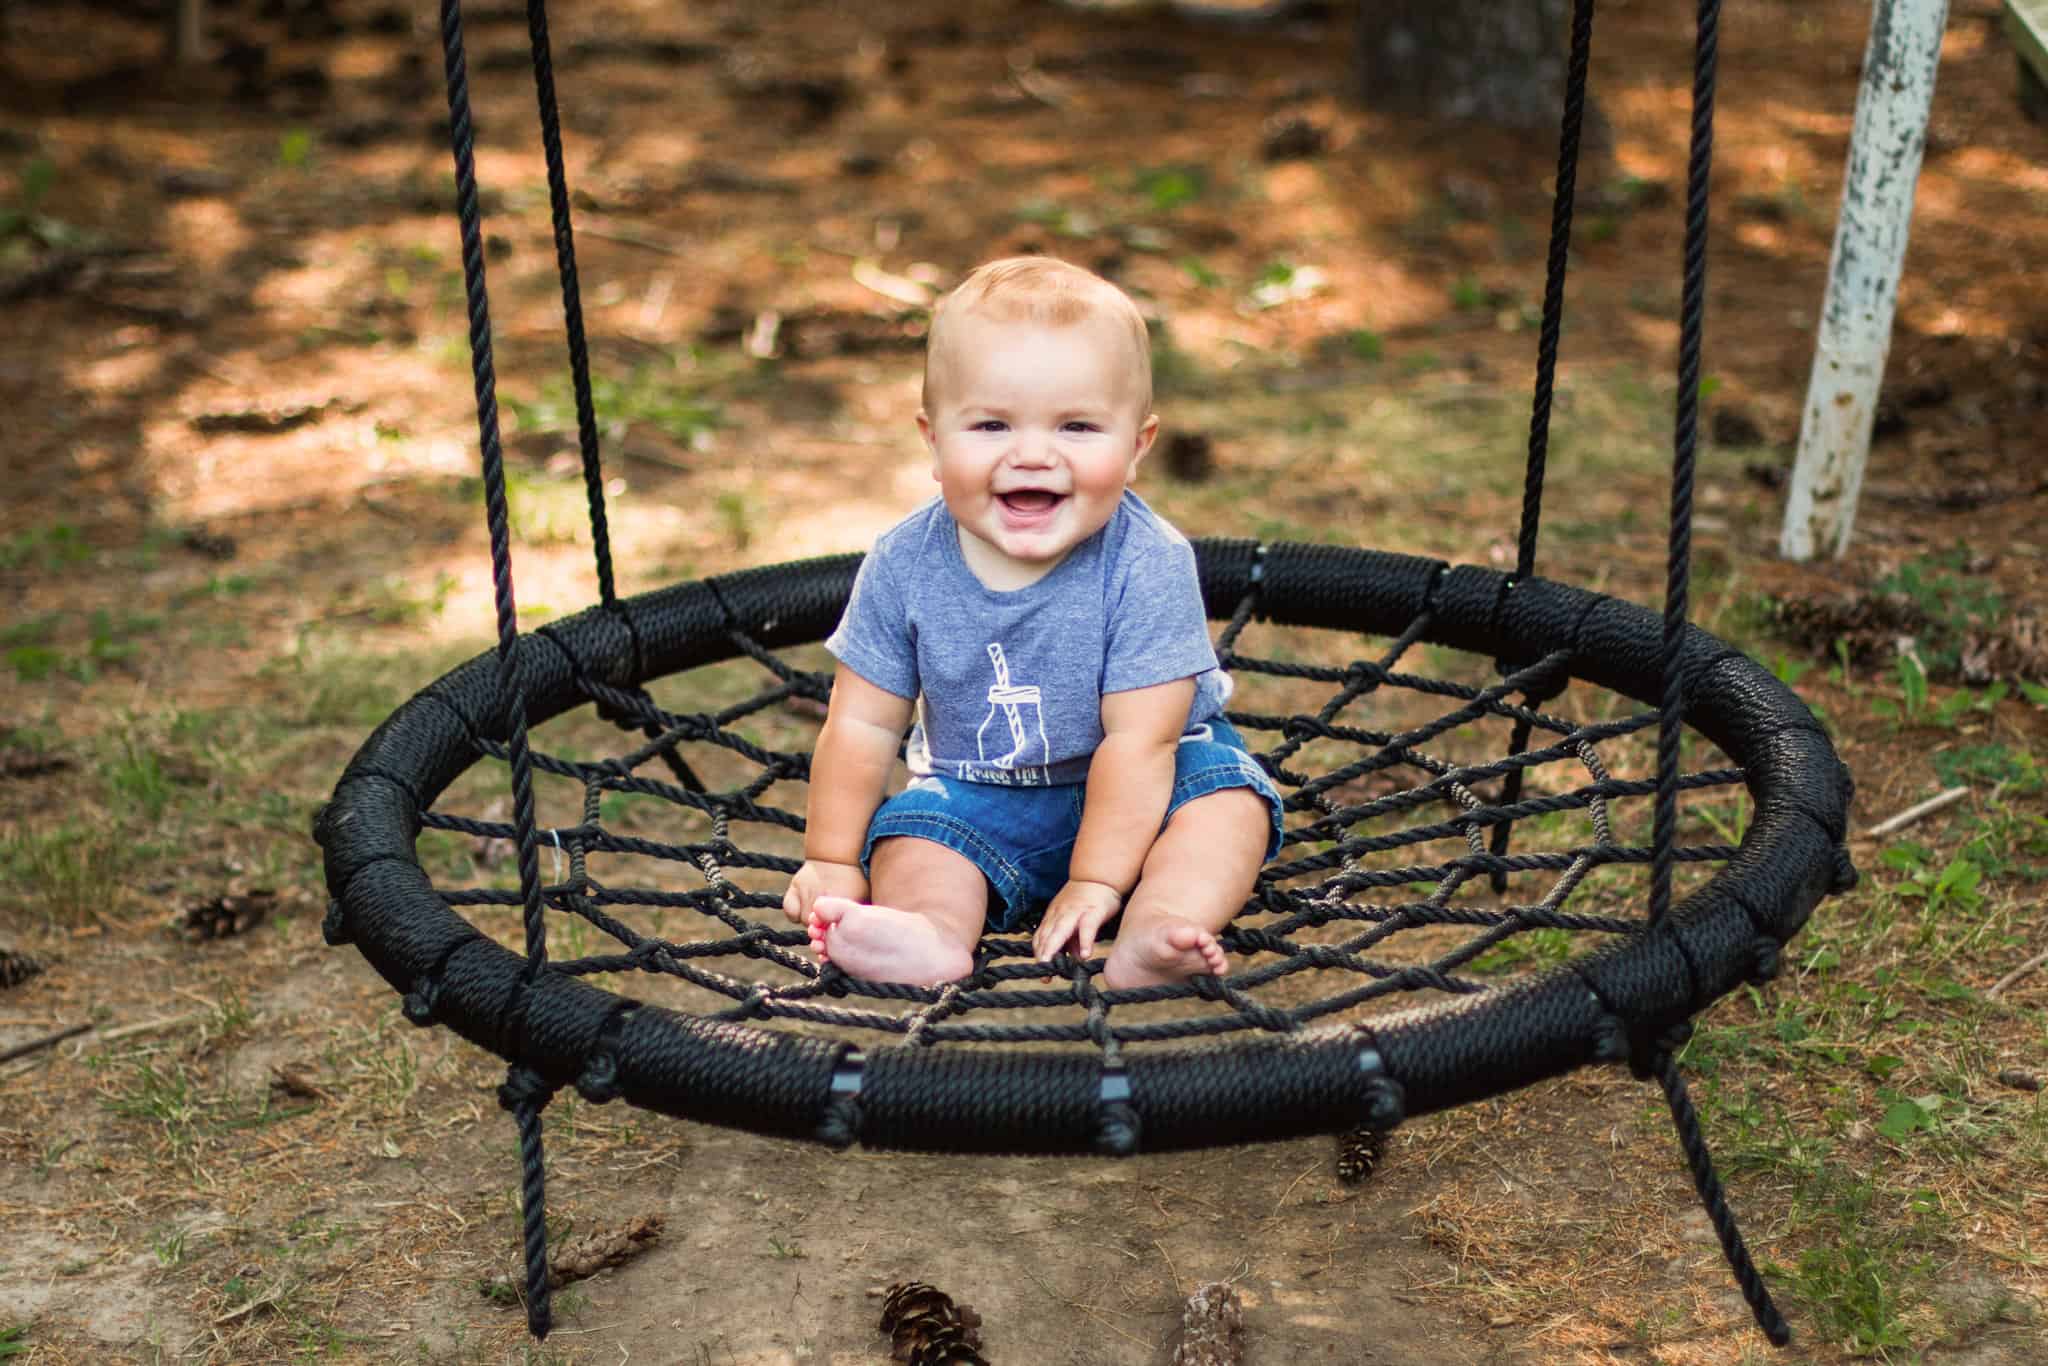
[1667,763,2048,1356]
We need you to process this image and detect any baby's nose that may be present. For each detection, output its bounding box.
[1010,432,1056,465]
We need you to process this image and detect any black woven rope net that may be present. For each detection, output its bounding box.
[318,540,1855,1152]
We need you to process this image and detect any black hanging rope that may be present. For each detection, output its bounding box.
[523,0,617,609]
[1656,1050,1790,1344]
[438,0,548,979]
[439,0,555,1337]
[500,1068,558,1336]
[1647,0,1790,1347]
[1653,0,1719,929]
[1490,0,1598,891]
[1515,0,1597,584]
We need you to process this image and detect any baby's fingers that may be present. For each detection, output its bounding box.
[1033,913,1074,964]
[1074,922,1099,960]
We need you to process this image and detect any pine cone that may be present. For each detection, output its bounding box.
[879,1282,987,1364]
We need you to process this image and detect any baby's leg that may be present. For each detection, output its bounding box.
[1101,788,1268,989]
[808,835,986,985]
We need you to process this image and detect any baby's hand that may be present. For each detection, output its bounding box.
[1033,880,1124,965]
[783,859,868,923]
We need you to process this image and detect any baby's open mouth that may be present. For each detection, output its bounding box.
[997,490,1063,514]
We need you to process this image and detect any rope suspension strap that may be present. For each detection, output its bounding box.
[523,0,617,609]
[1648,0,1789,1345]
[1656,1049,1791,1345]
[1654,0,1717,930]
[439,0,556,1337]
[1515,0,1597,583]
[1489,0,1598,891]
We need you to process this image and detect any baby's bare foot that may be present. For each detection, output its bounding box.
[808,896,974,986]
[1100,915,1228,989]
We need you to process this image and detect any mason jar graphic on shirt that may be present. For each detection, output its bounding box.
[976,642,1048,769]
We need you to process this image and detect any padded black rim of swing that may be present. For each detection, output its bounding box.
[316,538,1853,1156]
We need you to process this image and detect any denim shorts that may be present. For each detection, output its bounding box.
[860,719,1284,932]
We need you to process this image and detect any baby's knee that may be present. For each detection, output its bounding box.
[1184,785,1269,817]
[1170,785,1272,840]
[868,835,997,912]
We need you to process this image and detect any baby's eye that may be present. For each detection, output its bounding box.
[1061,421,1101,434]
[970,420,1008,433]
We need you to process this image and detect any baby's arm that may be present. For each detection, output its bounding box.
[1031,677,1197,963]
[783,669,914,923]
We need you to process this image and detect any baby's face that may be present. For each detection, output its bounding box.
[919,313,1157,588]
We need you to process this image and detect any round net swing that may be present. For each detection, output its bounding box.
[317,0,1858,1346]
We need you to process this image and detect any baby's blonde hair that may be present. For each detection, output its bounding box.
[922,257,1153,414]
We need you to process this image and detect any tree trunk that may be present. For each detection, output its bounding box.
[168,0,208,64]
[1352,0,1568,130]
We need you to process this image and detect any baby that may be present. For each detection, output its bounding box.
[781,257,1282,987]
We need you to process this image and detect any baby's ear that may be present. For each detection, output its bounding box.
[1130,414,1160,469]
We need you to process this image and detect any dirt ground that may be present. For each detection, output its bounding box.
[2,0,2045,1362]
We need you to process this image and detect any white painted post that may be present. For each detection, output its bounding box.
[1780,0,1950,561]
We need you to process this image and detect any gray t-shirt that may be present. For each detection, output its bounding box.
[827,491,1229,786]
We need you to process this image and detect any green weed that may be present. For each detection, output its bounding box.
[452,468,589,548]
[1468,927,1574,976]
[1870,653,2006,729]
[1734,180,1819,227]
[0,522,91,572]
[177,571,258,605]
[3,154,56,218]
[1873,551,2005,678]
[99,1057,204,1156]
[0,614,59,651]
[504,359,722,451]
[475,1276,520,1306]
[1149,324,1205,396]
[1246,260,1326,310]
[1769,655,1818,688]
[108,728,178,819]
[715,491,752,551]
[152,1226,189,1268]
[1780,1233,1924,1355]
[1,156,99,252]
[6,644,59,682]
[1134,165,1204,211]
[355,571,458,626]
[289,647,414,730]
[0,822,128,925]
[9,609,155,683]
[1878,830,2036,972]
[1931,743,2043,795]
[321,1019,421,1116]
[1012,198,1096,238]
[206,980,255,1040]
[1702,1081,1832,1184]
